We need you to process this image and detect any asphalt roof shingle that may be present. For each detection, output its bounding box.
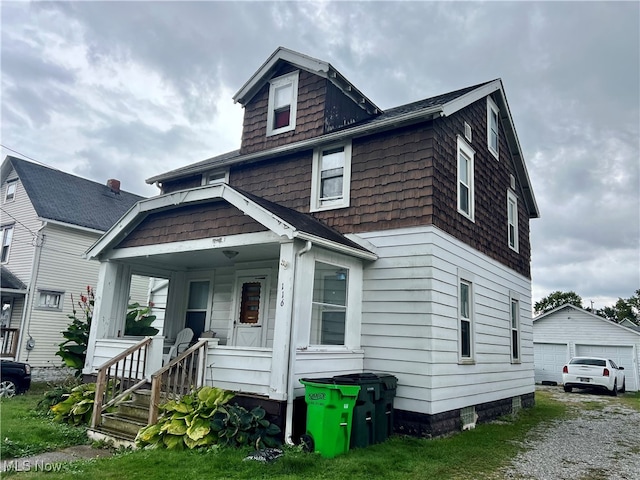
[7,156,144,232]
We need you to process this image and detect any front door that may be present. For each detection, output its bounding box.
[232,275,269,347]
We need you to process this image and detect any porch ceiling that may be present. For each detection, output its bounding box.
[124,242,281,270]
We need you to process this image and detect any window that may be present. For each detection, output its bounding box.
[459,280,474,360]
[266,71,299,136]
[310,142,352,211]
[487,96,499,159]
[38,290,63,310]
[4,181,16,203]
[202,170,228,186]
[310,262,348,345]
[239,282,261,324]
[184,280,210,339]
[457,136,475,220]
[507,191,519,252]
[1,225,14,263]
[464,122,472,143]
[510,295,521,363]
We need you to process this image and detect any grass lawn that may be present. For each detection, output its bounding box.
[0,383,88,460]
[1,387,574,479]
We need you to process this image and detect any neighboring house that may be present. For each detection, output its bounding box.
[84,47,540,439]
[533,304,640,391]
[0,156,148,380]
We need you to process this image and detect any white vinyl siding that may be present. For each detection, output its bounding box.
[358,225,534,416]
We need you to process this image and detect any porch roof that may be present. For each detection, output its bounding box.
[0,266,27,293]
[85,184,377,261]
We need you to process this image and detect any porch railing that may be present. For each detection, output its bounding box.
[91,336,152,429]
[148,339,209,424]
[0,328,19,357]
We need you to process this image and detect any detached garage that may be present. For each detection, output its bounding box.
[533,304,640,392]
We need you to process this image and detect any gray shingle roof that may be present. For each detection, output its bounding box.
[6,156,144,232]
[0,265,27,291]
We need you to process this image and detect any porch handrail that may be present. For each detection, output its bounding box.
[148,338,209,424]
[0,328,19,357]
[91,336,153,429]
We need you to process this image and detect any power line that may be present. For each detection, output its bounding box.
[0,144,49,167]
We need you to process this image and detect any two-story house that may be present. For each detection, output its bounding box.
[0,156,147,380]
[83,47,539,440]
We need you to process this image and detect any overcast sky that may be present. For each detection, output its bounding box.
[1,1,638,310]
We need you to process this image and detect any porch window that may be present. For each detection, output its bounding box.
[310,262,348,345]
[185,281,209,340]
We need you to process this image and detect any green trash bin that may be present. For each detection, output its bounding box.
[373,374,397,444]
[300,378,361,458]
[333,373,381,448]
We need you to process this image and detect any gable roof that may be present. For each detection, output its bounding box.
[534,304,640,336]
[148,57,539,218]
[0,265,27,292]
[233,46,380,115]
[85,184,377,261]
[2,156,145,232]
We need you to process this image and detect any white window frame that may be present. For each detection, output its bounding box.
[487,96,499,160]
[37,290,64,311]
[266,71,299,137]
[310,141,352,212]
[201,170,229,186]
[507,190,519,252]
[509,292,521,363]
[457,269,475,364]
[4,181,16,203]
[310,261,349,347]
[457,136,475,221]
[1,225,14,263]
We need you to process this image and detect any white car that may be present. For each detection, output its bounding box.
[562,357,626,396]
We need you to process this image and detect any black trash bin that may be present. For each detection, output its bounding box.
[333,373,381,448]
[333,372,397,448]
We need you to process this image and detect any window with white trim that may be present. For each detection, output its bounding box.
[507,191,519,252]
[4,181,16,203]
[202,170,228,186]
[510,294,521,363]
[487,96,499,159]
[310,141,352,211]
[266,71,299,136]
[1,225,14,263]
[38,290,64,310]
[458,275,475,362]
[310,261,348,346]
[457,136,475,220]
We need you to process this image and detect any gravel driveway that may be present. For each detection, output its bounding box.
[501,385,640,480]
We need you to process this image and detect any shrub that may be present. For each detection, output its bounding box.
[50,382,100,426]
[136,386,235,450]
[37,379,81,414]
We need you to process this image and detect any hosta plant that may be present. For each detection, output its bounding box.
[50,382,99,426]
[211,404,282,449]
[136,386,235,450]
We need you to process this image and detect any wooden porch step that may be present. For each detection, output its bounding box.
[100,412,147,439]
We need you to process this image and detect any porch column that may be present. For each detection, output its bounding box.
[268,241,297,400]
[83,261,131,374]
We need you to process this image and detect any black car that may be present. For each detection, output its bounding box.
[0,360,31,397]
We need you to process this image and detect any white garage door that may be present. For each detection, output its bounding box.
[576,344,637,391]
[534,343,568,385]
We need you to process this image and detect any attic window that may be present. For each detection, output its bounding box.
[4,181,16,203]
[267,71,299,136]
[487,96,499,159]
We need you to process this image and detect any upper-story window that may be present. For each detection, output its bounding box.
[457,136,475,221]
[202,170,229,186]
[4,181,16,203]
[487,96,499,159]
[1,225,14,263]
[310,141,352,212]
[37,290,64,311]
[507,190,519,252]
[266,71,299,136]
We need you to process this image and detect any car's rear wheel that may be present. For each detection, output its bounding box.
[610,380,618,396]
[563,385,572,393]
[0,379,17,398]
[620,379,626,394]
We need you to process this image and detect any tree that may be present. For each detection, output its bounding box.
[534,291,583,316]
[595,289,640,325]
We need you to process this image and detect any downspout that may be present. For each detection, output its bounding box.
[284,240,312,445]
[16,223,46,362]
